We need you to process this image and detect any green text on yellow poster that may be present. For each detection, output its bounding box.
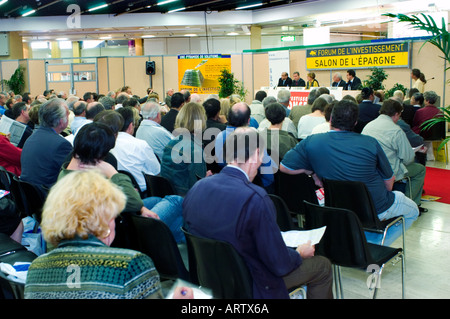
[178,54,231,94]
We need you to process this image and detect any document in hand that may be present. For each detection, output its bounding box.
[281,226,326,248]
[0,116,26,146]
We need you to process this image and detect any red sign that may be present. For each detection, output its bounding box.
[288,91,310,109]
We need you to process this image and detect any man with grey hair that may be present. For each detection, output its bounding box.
[98,96,116,110]
[277,89,291,117]
[136,101,174,160]
[20,98,73,190]
[412,91,441,134]
[70,101,88,134]
[331,72,346,88]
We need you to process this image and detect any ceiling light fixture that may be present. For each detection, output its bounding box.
[168,7,185,13]
[158,0,178,5]
[236,3,263,10]
[184,34,197,37]
[22,9,36,17]
[0,0,8,6]
[88,3,109,12]
[227,32,239,36]
[142,35,156,38]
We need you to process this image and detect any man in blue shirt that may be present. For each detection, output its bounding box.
[280,99,419,246]
[183,127,333,299]
[214,102,275,192]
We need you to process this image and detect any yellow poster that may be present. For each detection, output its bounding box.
[306,42,410,70]
[178,54,231,94]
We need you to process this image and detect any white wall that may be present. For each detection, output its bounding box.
[144,36,251,55]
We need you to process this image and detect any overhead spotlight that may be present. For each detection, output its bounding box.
[235,3,262,10]
[88,3,108,12]
[158,0,178,5]
[22,9,36,17]
[168,7,185,13]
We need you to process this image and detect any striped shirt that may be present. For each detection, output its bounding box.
[24,236,162,299]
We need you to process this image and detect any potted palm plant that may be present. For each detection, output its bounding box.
[2,66,25,95]
[384,12,450,151]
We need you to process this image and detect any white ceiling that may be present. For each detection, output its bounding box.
[7,0,449,42]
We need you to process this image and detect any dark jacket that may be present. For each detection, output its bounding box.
[345,76,362,90]
[277,77,292,87]
[160,109,179,133]
[183,166,302,299]
[20,126,73,189]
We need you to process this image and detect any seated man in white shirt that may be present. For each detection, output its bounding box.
[111,107,160,194]
[136,101,174,160]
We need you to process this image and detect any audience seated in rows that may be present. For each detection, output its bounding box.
[281,99,419,246]
[258,91,298,139]
[60,122,185,243]
[183,127,333,299]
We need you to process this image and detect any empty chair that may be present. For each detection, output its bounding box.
[420,120,448,164]
[268,194,302,231]
[323,179,405,261]
[181,227,253,299]
[12,176,47,227]
[303,201,404,299]
[273,171,318,225]
[142,173,177,198]
[130,215,189,282]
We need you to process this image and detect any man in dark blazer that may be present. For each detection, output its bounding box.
[331,72,346,88]
[160,92,185,133]
[183,127,333,299]
[345,69,362,90]
[20,98,73,190]
[277,72,292,87]
[354,87,380,133]
[290,71,306,87]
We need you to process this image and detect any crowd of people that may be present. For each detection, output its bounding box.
[0,66,443,298]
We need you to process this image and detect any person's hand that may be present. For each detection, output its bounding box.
[172,287,194,299]
[78,160,117,179]
[141,206,160,219]
[296,240,315,259]
[418,145,428,154]
[206,170,213,177]
[312,174,323,188]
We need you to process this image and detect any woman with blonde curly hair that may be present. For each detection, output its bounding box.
[24,170,193,299]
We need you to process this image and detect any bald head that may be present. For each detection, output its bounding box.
[228,102,251,127]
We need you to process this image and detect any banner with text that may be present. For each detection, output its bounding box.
[306,42,410,70]
[269,50,290,87]
[178,54,231,94]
